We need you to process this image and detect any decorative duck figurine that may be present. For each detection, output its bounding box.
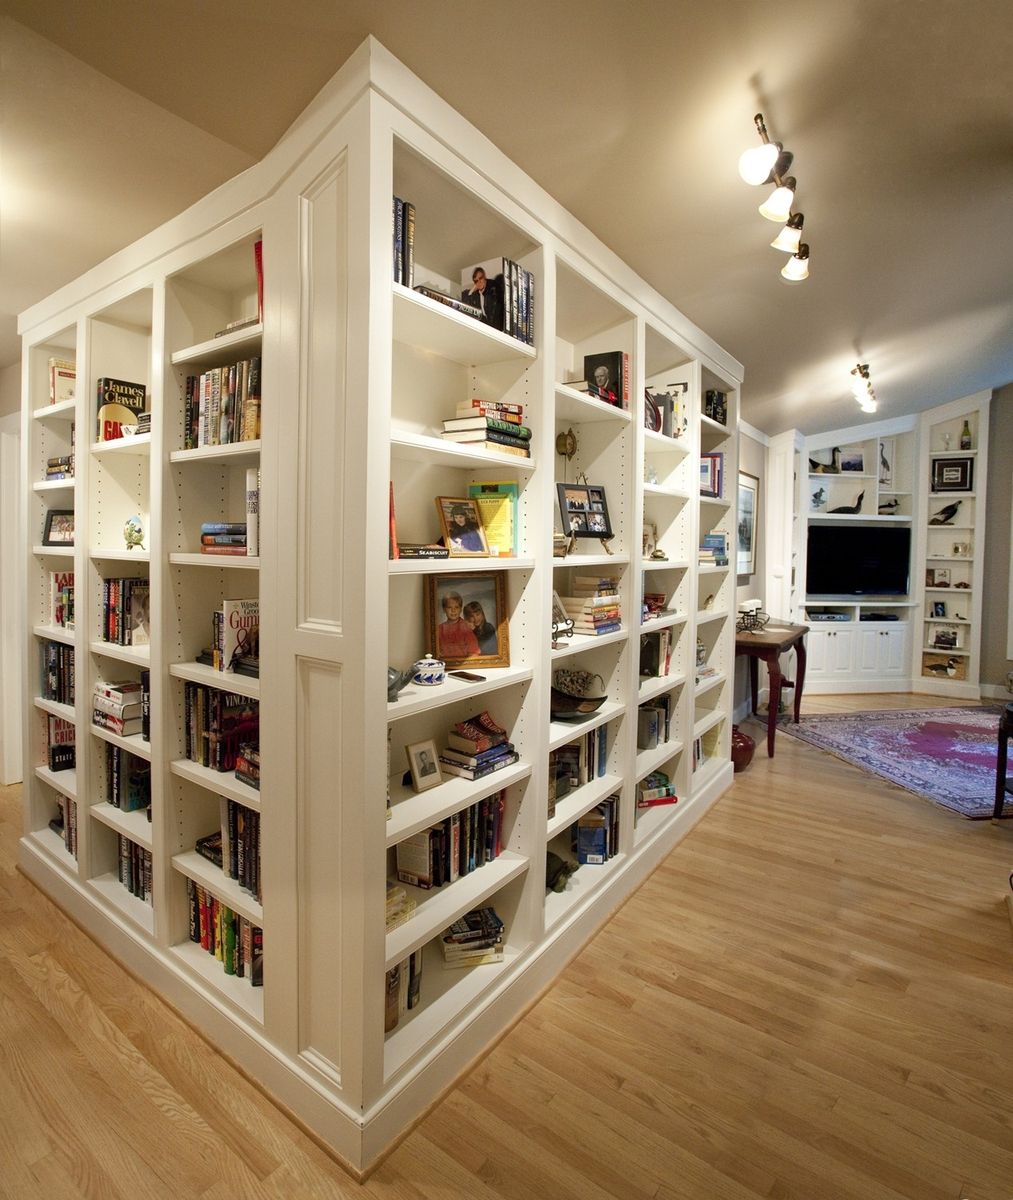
[878,497,900,514]
[828,491,864,514]
[924,657,960,677]
[387,666,413,702]
[811,487,826,509]
[809,446,842,474]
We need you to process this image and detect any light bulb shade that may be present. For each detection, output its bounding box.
[770,213,804,253]
[780,243,810,281]
[759,177,796,222]
[738,142,779,185]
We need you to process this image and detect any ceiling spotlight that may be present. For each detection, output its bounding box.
[759,176,796,223]
[851,363,877,412]
[738,113,780,184]
[770,212,804,253]
[780,243,810,281]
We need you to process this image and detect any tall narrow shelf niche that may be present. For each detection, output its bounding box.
[18,37,742,1175]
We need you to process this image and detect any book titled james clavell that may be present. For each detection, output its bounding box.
[96,377,147,442]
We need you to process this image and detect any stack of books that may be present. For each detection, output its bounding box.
[200,521,248,557]
[642,592,668,621]
[637,695,673,750]
[45,452,74,481]
[639,628,673,678]
[440,906,505,970]
[439,711,518,780]
[699,531,729,566]
[196,597,259,674]
[574,793,620,865]
[440,399,531,458]
[385,882,417,932]
[234,743,260,790]
[183,358,261,448]
[93,679,143,738]
[558,576,622,636]
[194,797,261,900]
[637,770,678,809]
[48,357,76,405]
[394,793,505,889]
[106,744,150,811]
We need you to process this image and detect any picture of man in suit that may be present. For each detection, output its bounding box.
[462,265,504,329]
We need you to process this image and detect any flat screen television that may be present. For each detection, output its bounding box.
[806,524,911,596]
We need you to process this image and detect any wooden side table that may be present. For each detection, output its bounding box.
[734,622,810,758]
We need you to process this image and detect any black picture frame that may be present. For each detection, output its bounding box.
[703,389,727,426]
[557,483,613,539]
[42,509,75,546]
[931,456,973,492]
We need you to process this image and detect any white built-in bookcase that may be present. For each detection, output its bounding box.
[18,38,740,1174]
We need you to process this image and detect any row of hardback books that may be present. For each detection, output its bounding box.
[186,879,263,986]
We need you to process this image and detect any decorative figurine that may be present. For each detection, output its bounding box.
[123,515,145,551]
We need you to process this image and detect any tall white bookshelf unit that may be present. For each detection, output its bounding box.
[18,39,741,1174]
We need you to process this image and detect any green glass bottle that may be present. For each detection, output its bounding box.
[960,419,972,450]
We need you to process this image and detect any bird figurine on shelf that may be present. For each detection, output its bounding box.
[879,442,891,483]
[924,656,961,678]
[828,491,864,514]
[809,446,842,474]
[930,499,962,525]
[811,487,826,510]
[878,497,900,514]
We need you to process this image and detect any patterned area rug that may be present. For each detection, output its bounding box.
[778,706,1008,819]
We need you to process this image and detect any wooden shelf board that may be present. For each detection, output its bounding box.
[545,773,624,841]
[548,698,625,753]
[635,739,685,781]
[552,552,629,570]
[643,483,691,501]
[387,665,533,720]
[553,385,632,425]
[692,709,725,740]
[389,555,535,575]
[169,940,264,1024]
[694,671,726,697]
[172,851,263,925]
[170,324,264,366]
[32,399,75,422]
[88,872,155,936]
[89,641,150,667]
[34,696,75,721]
[644,429,691,454]
[385,852,529,969]
[33,624,75,644]
[639,611,689,631]
[24,826,78,874]
[90,434,151,456]
[550,627,628,661]
[390,429,535,472]
[35,765,77,799]
[33,544,74,558]
[170,759,261,811]
[543,852,626,934]
[33,479,75,493]
[169,440,262,465]
[89,723,151,760]
[386,761,533,848]
[169,552,260,569]
[638,672,688,703]
[169,662,260,700]
[90,802,153,850]
[393,284,536,366]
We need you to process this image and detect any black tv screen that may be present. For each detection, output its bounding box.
[806,524,911,596]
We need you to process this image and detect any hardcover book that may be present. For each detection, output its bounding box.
[582,351,625,408]
[222,599,259,672]
[96,377,147,442]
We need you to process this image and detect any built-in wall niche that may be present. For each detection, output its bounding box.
[928,412,979,454]
[643,492,690,564]
[695,615,728,678]
[163,563,260,669]
[641,564,689,621]
[389,457,534,557]
[165,233,262,352]
[166,458,258,556]
[696,566,731,617]
[387,567,536,682]
[88,291,153,446]
[554,424,632,555]
[393,140,539,299]
[555,259,635,391]
[88,453,151,556]
[28,329,77,414]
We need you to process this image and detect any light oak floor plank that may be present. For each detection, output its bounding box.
[1,691,1010,1199]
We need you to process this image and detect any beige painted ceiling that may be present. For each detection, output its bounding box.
[2,2,1011,435]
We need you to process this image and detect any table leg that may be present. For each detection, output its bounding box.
[994,715,1010,821]
[766,651,781,757]
[793,637,807,724]
[749,657,759,715]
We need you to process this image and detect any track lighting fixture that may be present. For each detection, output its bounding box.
[739,112,811,280]
[770,212,804,253]
[737,113,780,184]
[780,243,809,282]
[850,363,878,413]
[758,176,796,223]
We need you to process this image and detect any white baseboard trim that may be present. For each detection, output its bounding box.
[981,684,1012,702]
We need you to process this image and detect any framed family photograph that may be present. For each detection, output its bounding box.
[424,571,509,668]
[435,497,489,556]
[406,739,442,792]
[557,483,613,538]
[932,601,947,618]
[931,456,973,492]
[42,509,75,546]
[737,472,758,576]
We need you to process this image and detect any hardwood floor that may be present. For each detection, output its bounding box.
[2,693,1011,1199]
